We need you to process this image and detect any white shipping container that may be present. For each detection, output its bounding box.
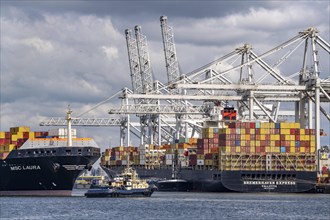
[165,159,172,165]
[181,161,188,167]
[139,159,146,165]
[139,149,146,155]
[197,159,204,165]
[121,160,127,165]
[139,155,145,160]
[48,128,77,138]
[166,154,174,160]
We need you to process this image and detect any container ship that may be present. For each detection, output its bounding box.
[0,126,100,196]
[101,108,321,193]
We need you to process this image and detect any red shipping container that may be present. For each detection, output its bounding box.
[260,146,265,153]
[236,122,241,128]
[255,129,260,135]
[305,129,310,135]
[228,122,236,128]
[246,129,250,135]
[246,141,251,147]
[5,132,11,139]
[310,129,315,135]
[214,138,219,144]
[250,134,255,140]
[0,139,5,145]
[256,146,261,153]
[265,134,270,141]
[231,147,236,153]
[236,134,241,140]
[241,147,246,153]
[23,132,29,139]
[256,135,260,141]
[295,135,300,141]
[280,134,286,140]
[275,129,280,134]
[209,138,214,144]
[250,122,255,129]
[286,147,290,153]
[205,153,213,159]
[275,140,280,147]
[203,138,209,144]
[261,140,266,147]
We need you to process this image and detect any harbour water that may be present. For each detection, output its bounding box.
[0,191,329,219]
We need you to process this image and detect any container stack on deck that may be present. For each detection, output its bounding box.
[102,122,317,173]
[218,122,316,172]
[0,127,45,159]
[0,127,81,160]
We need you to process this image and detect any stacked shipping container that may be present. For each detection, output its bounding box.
[101,122,317,173]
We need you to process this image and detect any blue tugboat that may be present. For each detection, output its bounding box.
[85,166,155,198]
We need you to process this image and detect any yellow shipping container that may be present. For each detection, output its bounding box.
[226,146,231,153]
[11,134,17,141]
[205,159,213,166]
[197,154,205,160]
[300,129,305,135]
[270,141,275,147]
[260,129,268,135]
[260,135,266,141]
[250,129,255,135]
[250,141,255,147]
[5,144,15,152]
[255,141,260,146]
[290,141,295,147]
[290,147,295,153]
[274,146,280,153]
[294,123,300,129]
[0,132,5,139]
[280,122,288,129]
[241,135,246,140]
[311,146,316,153]
[311,141,315,147]
[250,146,255,153]
[16,132,24,139]
[305,135,310,141]
[310,135,315,141]
[235,147,241,153]
[241,129,246,135]
[281,129,290,135]
[266,147,271,152]
[245,135,250,141]
[241,140,246,146]
[271,147,276,152]
[104,156,110,161]
[300,147,305,153]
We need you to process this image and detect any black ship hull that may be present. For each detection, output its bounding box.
[0,146,100,196]
[102,166,316,193]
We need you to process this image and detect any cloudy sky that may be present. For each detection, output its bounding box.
[1,0,329,149]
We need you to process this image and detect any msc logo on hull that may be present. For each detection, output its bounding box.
[62,165,86,171]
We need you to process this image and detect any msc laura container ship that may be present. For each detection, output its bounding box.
[0,126,100,196]
[101,109,320,193]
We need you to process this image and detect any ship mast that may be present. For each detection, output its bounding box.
[66,107,73,147]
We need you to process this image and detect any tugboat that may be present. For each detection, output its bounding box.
[85,165,155,198]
